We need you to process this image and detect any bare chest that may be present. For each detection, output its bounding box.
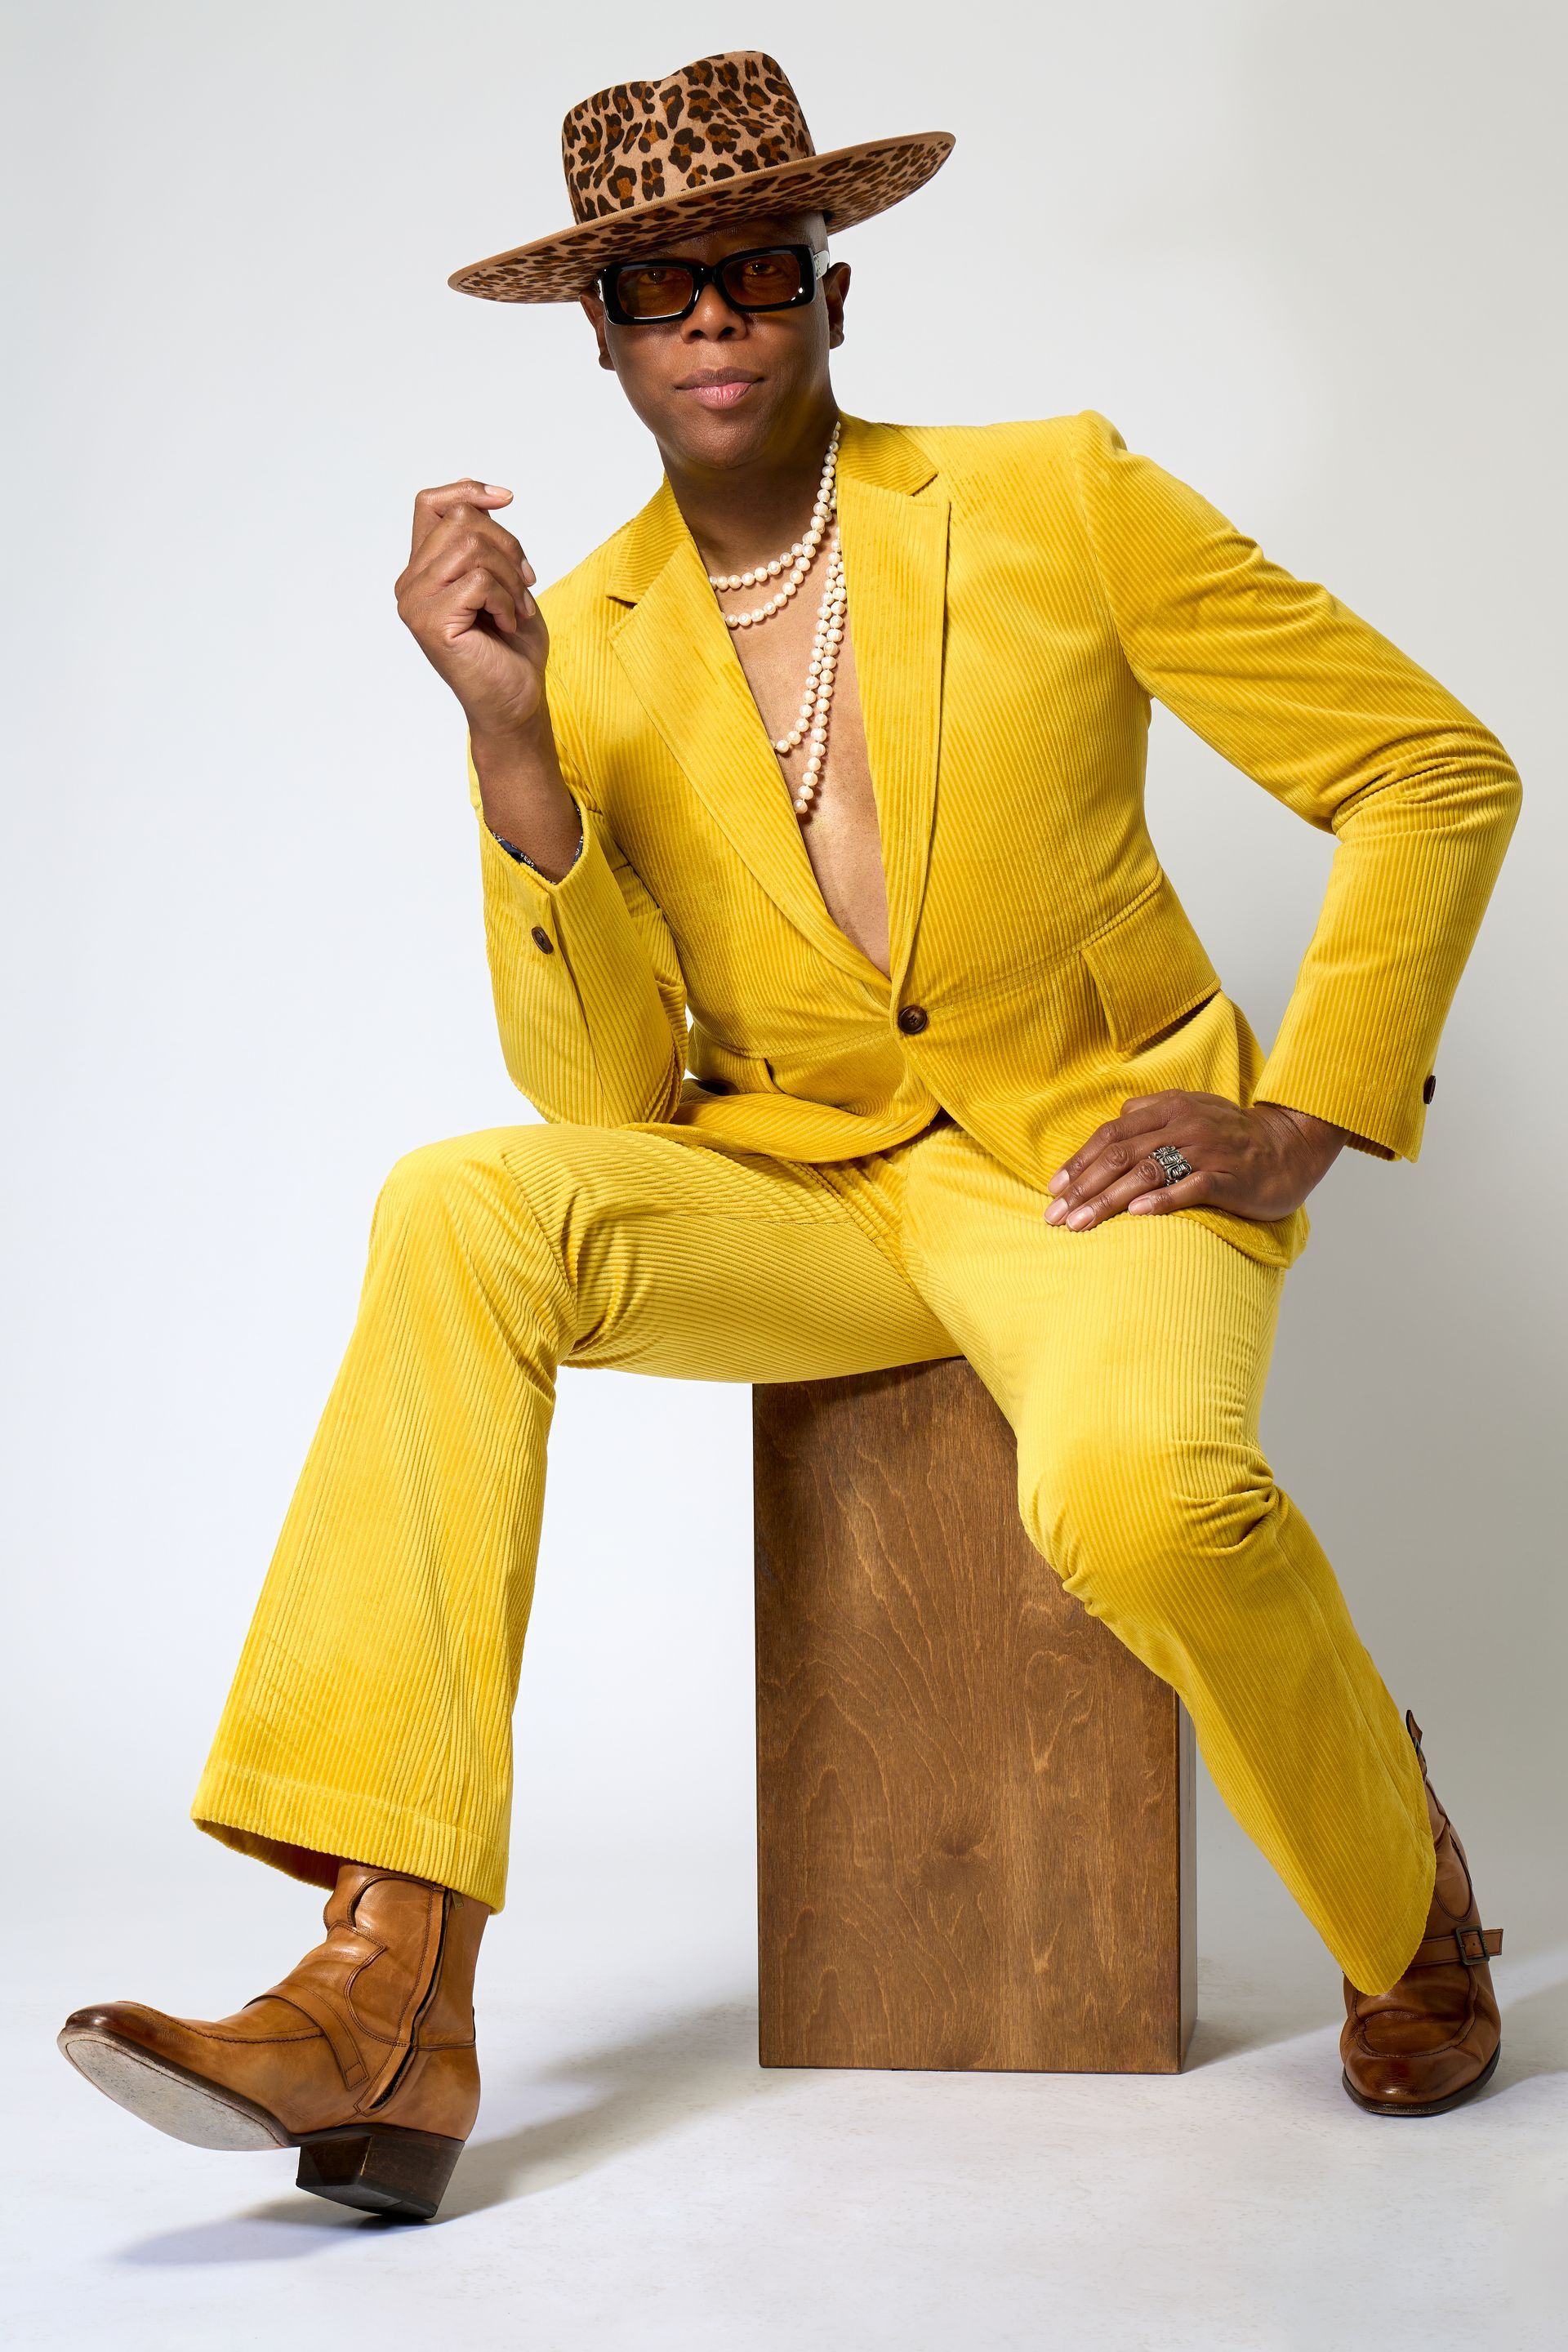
[726,586,891,980]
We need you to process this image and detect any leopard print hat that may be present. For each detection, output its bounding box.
[448,51,955,303]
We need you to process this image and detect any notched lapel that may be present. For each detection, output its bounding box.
[607,421,951,994]
[835,424,950,998]
[609,480,876,983]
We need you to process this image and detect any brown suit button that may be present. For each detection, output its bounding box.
[530,925,555,955]
[896,1004,929,1036]
[1422,1072,1437,1103]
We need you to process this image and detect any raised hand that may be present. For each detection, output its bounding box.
[395,480,547,739]
[395,479,581,877]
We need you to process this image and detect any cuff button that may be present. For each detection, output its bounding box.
[530,924,555,955]
[1422,1073,1437,1103]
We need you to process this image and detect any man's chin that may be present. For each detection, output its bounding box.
[660,389,782,469]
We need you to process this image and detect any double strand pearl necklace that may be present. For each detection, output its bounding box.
[708,424,844,820]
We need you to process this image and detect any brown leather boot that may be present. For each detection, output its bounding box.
[1340,1712,1503,2116]
[58,1862,486,2220]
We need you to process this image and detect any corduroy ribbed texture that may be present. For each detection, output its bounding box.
[193,1111,1435,1993]
[467,409,1520,1276]
[194,408,1518,2001]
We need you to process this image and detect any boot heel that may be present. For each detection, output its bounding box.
[295,2124,464,2221]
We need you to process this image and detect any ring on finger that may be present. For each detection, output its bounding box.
[1149,1143,1194,1186]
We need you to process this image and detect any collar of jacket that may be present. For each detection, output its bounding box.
[601,414,950,1000]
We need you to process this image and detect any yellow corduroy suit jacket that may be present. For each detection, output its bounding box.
[466,410,1521,1272]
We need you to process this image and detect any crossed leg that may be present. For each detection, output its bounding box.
[194,1110,1433,1993]
[71,1110,1464,2198]
[192,1120,958,1913]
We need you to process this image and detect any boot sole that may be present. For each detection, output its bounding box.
[58,2025,289,2150]
[1341,2042,1501,2117]
[58,2025,464,2220]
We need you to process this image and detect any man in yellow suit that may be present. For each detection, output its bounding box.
[60,53,1520,2218]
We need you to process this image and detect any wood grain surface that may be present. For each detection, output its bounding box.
[755,1356,1195,2074]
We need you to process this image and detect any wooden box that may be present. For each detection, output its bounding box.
[754,1356,1195,2072]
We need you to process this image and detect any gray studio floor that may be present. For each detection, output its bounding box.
[8,1827,1564,2352]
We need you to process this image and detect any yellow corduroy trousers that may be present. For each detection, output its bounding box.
[192,1109,1435,1996]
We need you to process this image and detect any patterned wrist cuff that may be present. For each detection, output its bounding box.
[492,826,583,875]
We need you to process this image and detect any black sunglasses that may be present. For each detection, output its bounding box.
[598,243,830,327]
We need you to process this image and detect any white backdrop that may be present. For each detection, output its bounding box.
[5,0,1564,1987]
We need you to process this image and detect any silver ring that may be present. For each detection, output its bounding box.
[1150,1143,1193,1186]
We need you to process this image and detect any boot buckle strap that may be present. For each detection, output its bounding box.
[1410,1924,1503,1970]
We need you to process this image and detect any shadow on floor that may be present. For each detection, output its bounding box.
[111,1961,1567,2263]
[117,1998,779,2262]
[446,1998,785,2218]
[1185,1962,1339,2066]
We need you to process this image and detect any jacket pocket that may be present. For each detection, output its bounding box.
[1079,872,1223,1058]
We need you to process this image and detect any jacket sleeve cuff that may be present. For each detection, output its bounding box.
[465,729,586,889]
[491,822,584,876]
[1252,1042,1432,1163]
[476,774,601,924]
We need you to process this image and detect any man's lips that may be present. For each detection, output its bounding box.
[675,372,763,409]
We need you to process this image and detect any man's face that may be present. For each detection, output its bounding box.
[580,212,849,470]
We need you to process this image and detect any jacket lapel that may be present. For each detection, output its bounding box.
[835,417,949,999]
[607,416,949,993]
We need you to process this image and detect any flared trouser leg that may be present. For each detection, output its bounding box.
[190,1121,958,1912]
[194,1109,1434,1990]
[885,1119,1436,1996]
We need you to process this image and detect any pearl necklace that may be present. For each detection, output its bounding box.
[707,422,839,621]
[710,424,844,819]
[772,535,844,815]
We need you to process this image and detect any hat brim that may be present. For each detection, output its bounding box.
[448,131,956,303]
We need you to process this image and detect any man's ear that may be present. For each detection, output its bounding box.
[824,261,851,352]
[580,293,616,372]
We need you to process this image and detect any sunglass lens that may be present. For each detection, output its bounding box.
[611,261,698,320]
[720,249,808,308]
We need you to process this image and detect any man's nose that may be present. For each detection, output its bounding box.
[681,283,742,337]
